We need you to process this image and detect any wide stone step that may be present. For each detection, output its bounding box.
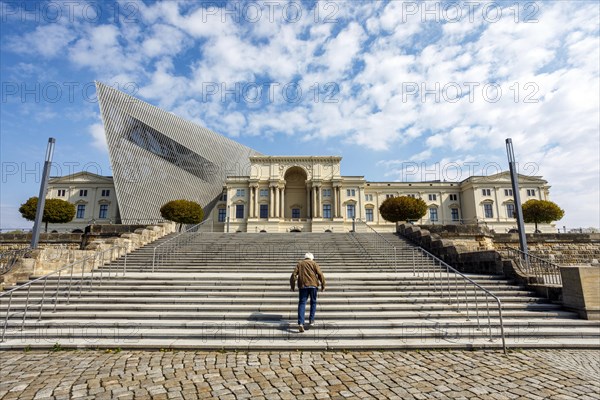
[2,295,547,305]
[0,302,564,313]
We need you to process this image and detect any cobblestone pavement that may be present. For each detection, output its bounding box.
[1,350,598,400]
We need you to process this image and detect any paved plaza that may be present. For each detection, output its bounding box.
[0,350,598,399]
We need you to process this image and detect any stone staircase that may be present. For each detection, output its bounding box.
[1,233,599,350]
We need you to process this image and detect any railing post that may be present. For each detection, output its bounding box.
[1,292,13,341]
[38,279,48,321]
[21,285,32,331]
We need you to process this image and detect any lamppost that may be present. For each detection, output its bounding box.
[31,138,56,249]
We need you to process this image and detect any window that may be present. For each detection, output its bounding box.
[323,204,331,218]
[101,189,110,197]
[322,189,331,197]
[449,194,458,201]
[428,194,437,201]
[527,189,536,197]
[98,204,108,219]
[365,194,373,201]
[346,189,356,197]
[79,189,88,197]
[504,189,513,196]
[429,208,438,222]
[365,208,373,222]
[484,203,493,218]
[260,189,268,197]
[347,204,355,219]
[218,208,226,222]
[292,208,300,219]
[235,204,244,219]
[76,204,85,219]
[386,194,394,199]
[260,204,268,219]
[482,189,491,196]
[236,189,246,197]
[506,203,515,219]
[451,208,459,221]
[57,189,66,197]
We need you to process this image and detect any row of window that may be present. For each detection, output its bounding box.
[74,204,110,219]
[483,188,536,197]
[56,189,111,197]
[219,203,518,222]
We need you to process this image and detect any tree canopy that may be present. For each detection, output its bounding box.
[19,197,76,232]
[521,199,564,233]
[379,196,428,224]
[160,200,204,231]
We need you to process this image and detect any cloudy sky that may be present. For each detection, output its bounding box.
[1,0,599,230]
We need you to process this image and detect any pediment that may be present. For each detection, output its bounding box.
[49,172,113,184]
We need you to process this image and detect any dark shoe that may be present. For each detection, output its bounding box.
[298,325,305,333]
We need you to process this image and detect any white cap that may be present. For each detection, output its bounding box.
[304,252,314,260]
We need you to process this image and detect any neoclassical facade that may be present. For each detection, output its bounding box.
[215,156,553,233]
[45,172,119,232]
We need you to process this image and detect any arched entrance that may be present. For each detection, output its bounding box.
[284,167,308,219]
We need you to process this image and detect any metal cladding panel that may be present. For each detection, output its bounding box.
[96,82,260,221]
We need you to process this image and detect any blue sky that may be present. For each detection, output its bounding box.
[1,0,599,230]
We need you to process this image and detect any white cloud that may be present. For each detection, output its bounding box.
[7,24,76,58]
[88,122,108,153]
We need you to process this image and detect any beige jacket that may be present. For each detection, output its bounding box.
[290,259,326,290]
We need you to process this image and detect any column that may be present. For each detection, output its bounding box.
[280,188,285,219]
[494,187,500,221]
[249,187,254,218]
[306,186,311,218]
[312,187,317,218]
[254,187,259,218]
[337,187,342,217]
[439,191,445,223]
[317,186,321,218]
[275,186,280,218]
[332,185,337,218]
[357,187,363,219]
[269,186,274,218]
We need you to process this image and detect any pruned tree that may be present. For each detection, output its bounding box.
[521,199,564,233]
[19,197,76,232]
[160,199,204,231]
[379,196,428,225]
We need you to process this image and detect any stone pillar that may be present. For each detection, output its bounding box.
[313,187,317,218]
[357,187,363,219]
[332,185,337,218]
[249,187,254,218]
[269,186,274,218]
[275,186,280,218]
[254,187,259,218]
[317,186,321,218]
[280,188,285,219]
[306,185,311,219]
[561,266,600,320]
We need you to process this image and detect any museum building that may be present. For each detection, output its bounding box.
[43,83,552,233]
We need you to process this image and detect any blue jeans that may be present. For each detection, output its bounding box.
[298,287,318,325]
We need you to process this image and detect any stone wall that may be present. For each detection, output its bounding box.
[0,233,83,252]
[1,223,176,290]
[493,234,600,265]
[397,224,504,275]
[416,224,600,265]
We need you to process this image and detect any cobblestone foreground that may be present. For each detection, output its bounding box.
[1,350,598,400]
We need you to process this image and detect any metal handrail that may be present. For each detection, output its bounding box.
[0,244,127,342]
[412,246,506,353]
[366,220,506,352]
[1,248,32,275]
[352,219,397,272]
[504,246,562,286]
[151,220,209,271]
